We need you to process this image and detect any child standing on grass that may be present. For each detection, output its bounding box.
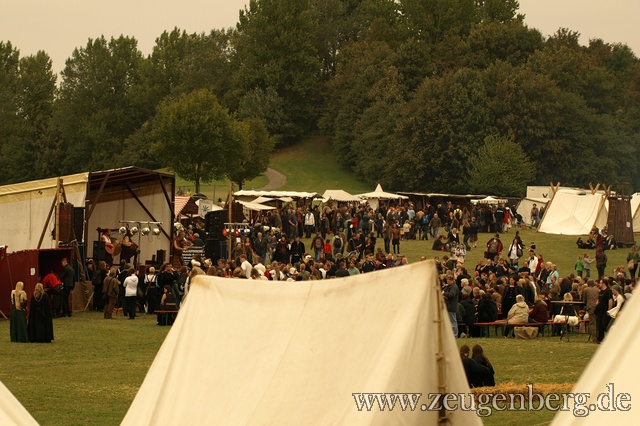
[575,255,584,278]
[582,253,595,278]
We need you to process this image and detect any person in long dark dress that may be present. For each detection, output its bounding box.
[10,281,28,342]
[471,344,496,387]
[28,283,54,343]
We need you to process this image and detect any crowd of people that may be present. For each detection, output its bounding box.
[8,199,638,398]
[438,226,636,346]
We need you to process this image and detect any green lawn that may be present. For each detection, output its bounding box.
[267,136,372,194]
[0,302,600,426]
[165,135,373,199]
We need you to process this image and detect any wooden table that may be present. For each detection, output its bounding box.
[550,301,585,341]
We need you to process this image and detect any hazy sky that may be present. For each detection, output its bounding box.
[1,0,638,76]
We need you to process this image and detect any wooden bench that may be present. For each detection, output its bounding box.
[474,320,554,337]
[156,309,179,326]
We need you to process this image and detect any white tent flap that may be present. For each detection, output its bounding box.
[357,184,408,200]
[0,379,39,426]
[539,191,608,235]
[122,261,481,426]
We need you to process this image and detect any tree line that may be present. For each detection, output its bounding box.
[1,0,638,195]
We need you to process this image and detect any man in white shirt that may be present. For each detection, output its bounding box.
[304,210,316,238]
[526,250,538,274]
[239,254,253,279]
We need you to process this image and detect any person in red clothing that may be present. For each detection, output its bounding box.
[41,270,63,318]
[323,239,333,260]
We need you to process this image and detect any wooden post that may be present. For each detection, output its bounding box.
[38,178,62,249]
[537,182,560,232]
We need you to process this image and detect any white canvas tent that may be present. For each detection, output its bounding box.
[538,189,608,235]
[470,196,507,205]
[632,192,640,234]
[516,197,548,226]
[236,200,276,211]
[357,184,409,200]
[122,261,481,426]
[320,189,361,203]
[551,291,640,425]
[0,167,174,262]
[0,379,39,426]
[234,190,319,199]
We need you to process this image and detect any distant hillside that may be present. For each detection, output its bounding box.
[255,135,372,194]
[170,135,372,200]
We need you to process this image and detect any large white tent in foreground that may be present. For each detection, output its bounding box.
[0,379,39,426]
[551,287,640,425]
[122,261,481,426]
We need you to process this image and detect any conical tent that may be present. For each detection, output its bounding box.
[551,290,640,425]
[357,184,409,200]
[122,262,481,425]
[538,189,608,235]
[0,379,39,426]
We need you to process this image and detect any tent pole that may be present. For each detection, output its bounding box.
[537,182,560,232]
[434,267,448,424]
[38,178,62,249]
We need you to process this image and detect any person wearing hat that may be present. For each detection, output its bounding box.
[606,284,626,323]
[60,258,75,317]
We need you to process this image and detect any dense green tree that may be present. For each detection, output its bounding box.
[390,67,491,192]
[2,52,57,182]
[236,86,294,147]
[53,36,145,173]
[466,20,544,68]
[234,0,321,142]
[0,42,20,160]
[321,40,397,168]
[151,89,246,193]
[401,0,478,43]
[467,134,534,196]
[227,118,274,189]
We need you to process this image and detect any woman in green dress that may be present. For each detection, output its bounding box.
[10,281,28,342]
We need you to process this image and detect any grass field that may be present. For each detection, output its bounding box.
[0,301,599,426]
[168,136,373,201]
[0,228,631,425]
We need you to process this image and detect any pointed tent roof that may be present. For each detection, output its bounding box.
[0,379,39,426]
[538,189,608,235]
[122,261,481,426]
[357,184,409,200]
[320,189,361,203]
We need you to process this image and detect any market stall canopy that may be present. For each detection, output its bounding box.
[357,184,409,200]
[252,196,293,204]
[320,189,361,203]
[237,200,276,211]
[470,195,508,205]
[234,190,319,199]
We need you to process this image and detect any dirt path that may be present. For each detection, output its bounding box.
[258,168,287,190]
